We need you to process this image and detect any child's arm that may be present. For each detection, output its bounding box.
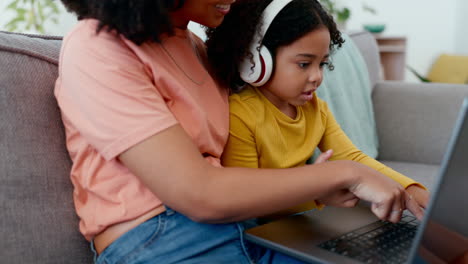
[317,99,429,209]
[318,100,419,185]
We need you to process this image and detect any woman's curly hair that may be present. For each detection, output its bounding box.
[60,0,185,44]
[206,0,345,92]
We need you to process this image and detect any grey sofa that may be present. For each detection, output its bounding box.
[1,30,467,263]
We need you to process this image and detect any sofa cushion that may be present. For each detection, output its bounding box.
[427,54,468,84]
[380,160,440,191]
[372,82,468,165]
[0,31,92,263]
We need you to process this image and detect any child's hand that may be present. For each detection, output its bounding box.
[313,149,333,164]
[314,149,361,208]
[405,184,430,209]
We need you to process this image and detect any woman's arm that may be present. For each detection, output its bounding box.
[119,124,420,223]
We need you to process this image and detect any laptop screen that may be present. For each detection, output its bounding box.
[412,99,468,264]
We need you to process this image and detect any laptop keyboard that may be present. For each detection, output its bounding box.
[318,215,419,264]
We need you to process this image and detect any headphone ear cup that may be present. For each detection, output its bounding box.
[239,47,261,85]
[239,45,274,86]
[238,0,292,86]
[255,46,273,86]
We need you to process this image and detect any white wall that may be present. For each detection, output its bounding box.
[0,1,13,26]
[2,1,466,82]
[455,0,468,54]
[346,0,463,82]
[188,22,207,40]
[50,9,78,36]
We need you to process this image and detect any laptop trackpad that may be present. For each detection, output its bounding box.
[246,205,379,244]
[245,203,379,254]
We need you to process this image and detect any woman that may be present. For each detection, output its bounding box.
[56,0,428,263]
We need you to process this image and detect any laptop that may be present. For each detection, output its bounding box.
[245,98,468,264]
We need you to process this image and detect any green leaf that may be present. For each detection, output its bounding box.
[47,0,60,14]
[37,0,45,22]
[319,0,334,13]
[5,17,24,28]
[319,0,351,23]
[26,9,34,29]
[406,65,431,83]
[36,24,44,34]
[337,8,351,22]
[15,8,28,16]
[6,0,19,10]
[5,24,18,32]
[3,0,62,33]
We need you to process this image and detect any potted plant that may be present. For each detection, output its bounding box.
[3,0,61,34]
[360,2,385,34]
[319,0,378,31]
[319,0,351,29]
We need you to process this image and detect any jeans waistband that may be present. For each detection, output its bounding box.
[164,205,176,216]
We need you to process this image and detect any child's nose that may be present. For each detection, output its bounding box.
[308,68,323,84]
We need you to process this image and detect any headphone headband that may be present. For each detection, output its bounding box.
[256,0,293,42]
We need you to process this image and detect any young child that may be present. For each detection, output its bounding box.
[206,0,429,220]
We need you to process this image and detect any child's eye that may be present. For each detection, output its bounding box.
[320,61,330,68]
[298,62,310,69]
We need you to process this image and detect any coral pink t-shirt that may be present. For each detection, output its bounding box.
[54,19,229,241]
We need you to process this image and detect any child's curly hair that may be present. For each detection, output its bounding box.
[206,0,345,92]
[60,0,185,44]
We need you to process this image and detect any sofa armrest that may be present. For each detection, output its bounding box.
[372,81,468,165]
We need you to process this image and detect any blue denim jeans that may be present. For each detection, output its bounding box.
[91,207,308,264]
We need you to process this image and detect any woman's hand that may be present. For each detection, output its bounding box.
[314,150,360,208]
[316,189,360,208]
[315,157,428,222]
[345,161,424,223]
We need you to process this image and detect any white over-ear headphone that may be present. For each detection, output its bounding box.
[238,0,292,86]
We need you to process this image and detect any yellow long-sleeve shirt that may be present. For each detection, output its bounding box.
[222,86,421,218]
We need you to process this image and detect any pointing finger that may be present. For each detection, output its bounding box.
[405,193,424,220]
